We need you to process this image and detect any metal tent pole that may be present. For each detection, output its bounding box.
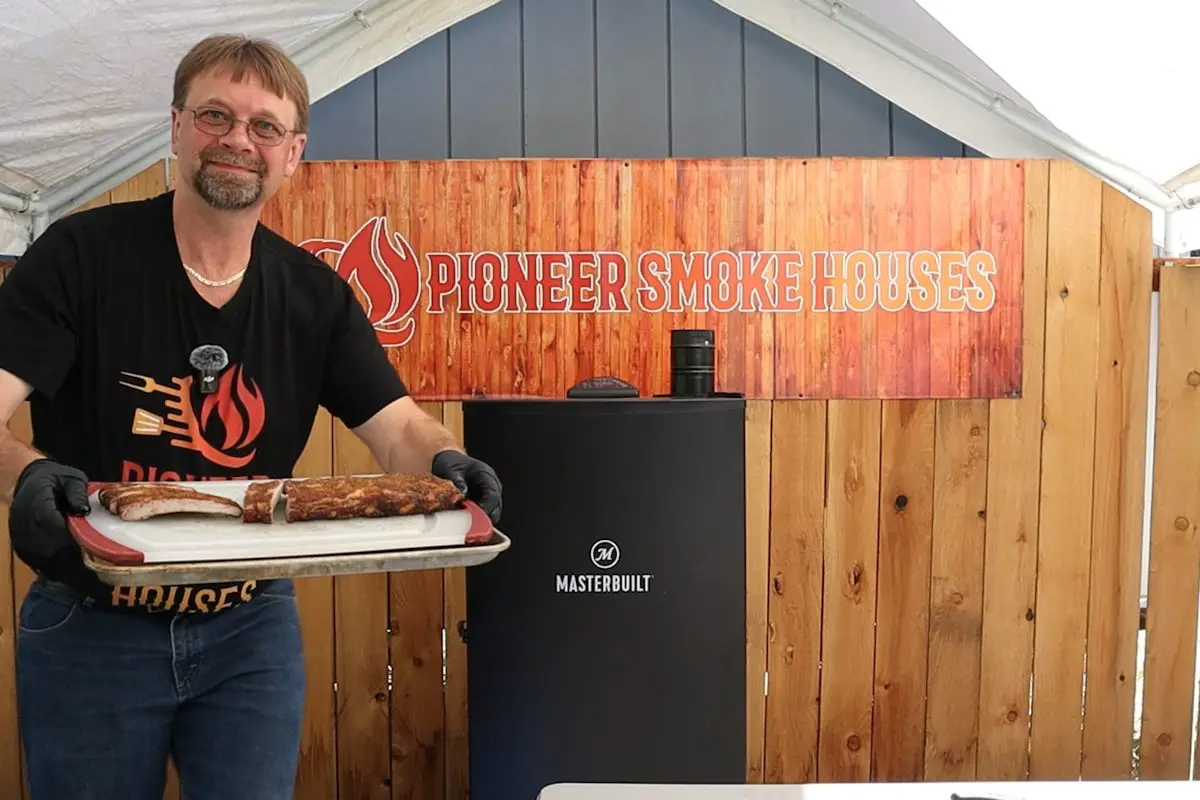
[0,190,30,213]
[1163,208,1182,257]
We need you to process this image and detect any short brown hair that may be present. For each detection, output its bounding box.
[173,34,310,133]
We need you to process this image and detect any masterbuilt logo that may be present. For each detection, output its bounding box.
[555,538,655,594]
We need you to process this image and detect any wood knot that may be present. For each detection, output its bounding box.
[846,734,862,752]
[1025,608,1034,621]
[895,494,908,511]
[843,463,862,494]
[969,425,981,436]
[1188,371,1200,387]
[1059,286,1069,298]
[772,574,785,595]
[784,645,795,665]
[950,591,964,605]
[1157,732,1172,746]
[374,692,387,703]
[1174,516,1189,531]
[846,564,864,599]
[1006,709,1019,723]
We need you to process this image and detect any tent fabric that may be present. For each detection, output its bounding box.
[916,0,1200,193]
[0,0,498,200]
[2,0,365,198]
[2,0,1197,253]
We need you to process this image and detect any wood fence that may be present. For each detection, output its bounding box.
[0,159,1197,798]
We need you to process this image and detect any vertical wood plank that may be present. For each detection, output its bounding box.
[6,390,34,609]
[4,404,32,800]
[390,401,450,799]
[293,409,337,800]
[763,400,826,783]
[441,402,469,799]
[977,159,1049,781]
[923,400,989,780]
[817,400,881,782]
[0,266,22,800]
[5,160,296,800]
[273,163,340,799]
[870,400,935,781]
[162,751,181,799]
[4,167,164,796]
[11,160,130,634]
[1080,183,1153,779]
[1029,161,1103,780]
[332,422,392,799]
[744,400,772,783]
[0,164,170,796]
[1139,262,1200,780]
[109,163,168,203]
[65,190,114,214]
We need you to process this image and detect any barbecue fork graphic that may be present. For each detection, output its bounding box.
[120,370,255,469]
[121,371,203,444]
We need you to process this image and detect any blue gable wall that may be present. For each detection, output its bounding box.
[303,0,984,162]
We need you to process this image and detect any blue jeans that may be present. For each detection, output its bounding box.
[16,576,306,800]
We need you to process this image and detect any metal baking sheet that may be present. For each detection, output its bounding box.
[69,479,494,565]
[82,530,511,586]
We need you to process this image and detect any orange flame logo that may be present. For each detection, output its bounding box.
[122,364,266,469]
[199,365,266,455]
[299,216,422,348]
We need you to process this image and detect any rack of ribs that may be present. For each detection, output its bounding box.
[97,483,243,521]
[278,473,465,523]
[242,479,285,523]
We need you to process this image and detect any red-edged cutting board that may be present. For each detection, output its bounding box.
[68,479,494,566]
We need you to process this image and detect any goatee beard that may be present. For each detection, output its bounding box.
[192,158,265,211]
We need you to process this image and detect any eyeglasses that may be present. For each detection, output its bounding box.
[182,106,293,146]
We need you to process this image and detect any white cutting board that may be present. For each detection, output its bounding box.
[71,479,483,565]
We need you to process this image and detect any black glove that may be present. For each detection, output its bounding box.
[432,449,502,525]
[9,458,91,573]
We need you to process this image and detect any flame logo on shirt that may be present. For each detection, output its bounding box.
[120,364,266,469]
[299,216,422,347]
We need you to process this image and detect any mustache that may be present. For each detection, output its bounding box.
[200,148,265,174]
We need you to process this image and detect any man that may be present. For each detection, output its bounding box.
[0,33,502,799]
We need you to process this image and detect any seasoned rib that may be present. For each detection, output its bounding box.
[96,483,242,521]
[243,479,285,524]
[284,473,464,523]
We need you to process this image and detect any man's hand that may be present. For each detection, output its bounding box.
[432,450,502,525]
[352,398,504,524]
[9,458,91,571]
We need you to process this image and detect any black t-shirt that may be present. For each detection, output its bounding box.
[0,191,408,613]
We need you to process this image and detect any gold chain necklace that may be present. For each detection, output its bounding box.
[182,262,246,287]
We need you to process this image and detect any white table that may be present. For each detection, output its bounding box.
[537,780,1196,799]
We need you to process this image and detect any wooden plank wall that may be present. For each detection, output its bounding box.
[0,159,1195,798]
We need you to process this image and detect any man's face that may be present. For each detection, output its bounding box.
[170,66,307,212]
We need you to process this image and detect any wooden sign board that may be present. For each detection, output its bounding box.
[262,158,1024,400]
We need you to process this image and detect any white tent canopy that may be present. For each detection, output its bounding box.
[3,0,1199,255]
